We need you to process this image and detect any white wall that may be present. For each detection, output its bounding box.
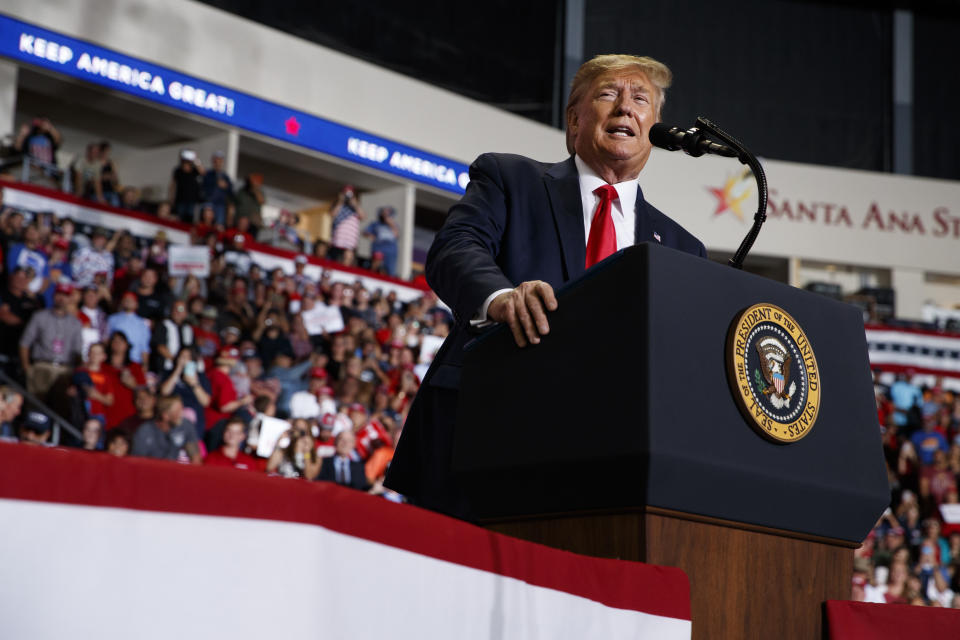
[924,276,960,310]
[0,60,17,138]
[2,0,567,166]
[640,151,960,278]
[112,132,231,200]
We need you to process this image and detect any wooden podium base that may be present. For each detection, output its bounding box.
[485,508,855,640]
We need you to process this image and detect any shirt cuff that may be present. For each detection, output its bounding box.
[470,288,514,328]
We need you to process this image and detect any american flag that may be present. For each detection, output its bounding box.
[773,372,785,394]
[653,231,661,243]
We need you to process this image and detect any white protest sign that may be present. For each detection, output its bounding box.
[168,246,211,277]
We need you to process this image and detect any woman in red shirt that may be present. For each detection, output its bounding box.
[103,331,146,428]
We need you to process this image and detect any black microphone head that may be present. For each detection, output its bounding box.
[649,123,683,151]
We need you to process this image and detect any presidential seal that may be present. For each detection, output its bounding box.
[726,303,821,443]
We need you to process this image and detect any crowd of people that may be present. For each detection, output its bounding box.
[0,195,447,498]
[9,115,960,612]
[11,117,401,277]
[853,374,960,607]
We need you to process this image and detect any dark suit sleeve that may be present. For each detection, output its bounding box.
[696,239,707,258]
[351,461,371,491]
[425,154,516,324]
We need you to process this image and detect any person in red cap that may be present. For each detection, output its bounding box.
[19,281,83,401]
[221,216,255,250]
[220,278,255,334]
[288,367,333,419]
[204,345,253,435]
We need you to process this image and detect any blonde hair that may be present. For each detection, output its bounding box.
[156,394,182,420]
[565,54,673,155]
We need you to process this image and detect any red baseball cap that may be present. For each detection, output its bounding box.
[121,291,138,302]
[349,403,367,413]
[217,346,240,360]
[54,282,74,295]
[309,367,328,380]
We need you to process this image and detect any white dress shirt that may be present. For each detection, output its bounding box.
[472,155,640,324]
[574,155,637,251]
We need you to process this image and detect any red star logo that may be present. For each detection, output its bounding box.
[706,174,752,221]
[284,116,301,136]
[708,186,731,216]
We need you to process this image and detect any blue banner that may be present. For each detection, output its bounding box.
[0,13,469,194]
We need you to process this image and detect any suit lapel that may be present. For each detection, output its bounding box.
[634,184,652,246]
[545,157,586,281]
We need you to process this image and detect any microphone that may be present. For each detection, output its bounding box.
[649,123,738,158]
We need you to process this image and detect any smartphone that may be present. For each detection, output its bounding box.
[184,361,197,377]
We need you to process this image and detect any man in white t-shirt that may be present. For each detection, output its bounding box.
[288,367,335,419]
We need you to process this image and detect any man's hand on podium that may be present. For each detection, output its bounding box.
[487,280,558,348]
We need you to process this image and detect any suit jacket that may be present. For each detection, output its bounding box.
[385,153,706,518]
[317,455,370,491]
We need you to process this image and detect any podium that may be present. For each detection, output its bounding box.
[452,243,889,640]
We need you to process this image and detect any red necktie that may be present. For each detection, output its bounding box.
[585,184,618,268]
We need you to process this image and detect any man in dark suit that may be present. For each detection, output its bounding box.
[385,54,706,519]
[317,430,370,491]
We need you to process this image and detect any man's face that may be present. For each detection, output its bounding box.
[568,69,659,179]
[350,408,367,429]
[223,422,246,447]
[141,269,157,288]
[83,288,99,308]
[7,213,23,233]
[122,294,138,313]
[135,389,156,414]
[165,400,184,426]
[23,226,39,247]
[245,357,262,378]
[336,431,356,457]
[53,291,69,310]
[10,270,28,291]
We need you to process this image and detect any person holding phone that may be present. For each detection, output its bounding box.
[151,301,195,374]
[160,348,212,441]
[14,117,62,187]
[330,185,366,267]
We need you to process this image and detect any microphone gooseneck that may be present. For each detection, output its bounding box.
[648,118,767,270]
